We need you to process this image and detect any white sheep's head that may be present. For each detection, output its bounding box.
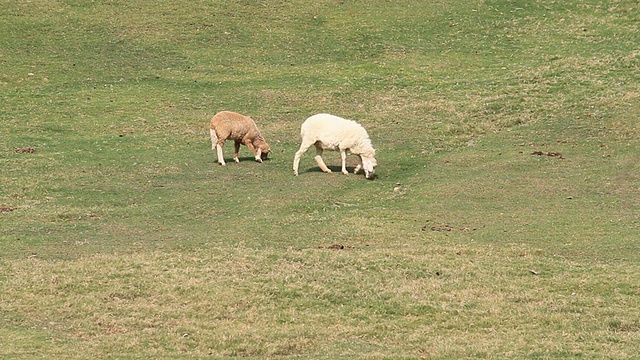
[361,154,377,179]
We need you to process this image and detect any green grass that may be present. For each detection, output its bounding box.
[1,0,639,358]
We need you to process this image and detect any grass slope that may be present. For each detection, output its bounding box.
[1,0,639,358]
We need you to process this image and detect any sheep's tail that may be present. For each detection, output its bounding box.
[210,128,218,150]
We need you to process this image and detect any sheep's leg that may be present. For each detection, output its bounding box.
[233,141,241,163]
[340,149,349,175]
[216,143,226,166]
[293,140,314,175]
[244,140,262,163]
[211,129,226,166]
[314,147,332,174]
[354,157,363,174]
[255,148,263,163]
[210,129,217,151]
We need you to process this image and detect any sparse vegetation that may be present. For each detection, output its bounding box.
[1,0,638,358]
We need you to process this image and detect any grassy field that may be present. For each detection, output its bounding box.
[1,0,639,358]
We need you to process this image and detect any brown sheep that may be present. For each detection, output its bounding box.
[209,111,271,166]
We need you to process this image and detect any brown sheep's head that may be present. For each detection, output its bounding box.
[259,142,271,161]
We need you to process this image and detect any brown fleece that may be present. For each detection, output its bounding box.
[210,111,271,159]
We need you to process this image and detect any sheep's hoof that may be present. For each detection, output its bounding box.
[255,158,263,163]
[234,158,240,163]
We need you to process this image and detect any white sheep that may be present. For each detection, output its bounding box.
[209,111,271,166]
[293,113,377,179]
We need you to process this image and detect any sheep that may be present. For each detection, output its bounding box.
[293,113,377,179]
[209,111,271,166]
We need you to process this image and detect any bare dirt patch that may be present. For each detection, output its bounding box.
[423,224,477,232]
[531,150,564,159]
[318,244,354,250]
